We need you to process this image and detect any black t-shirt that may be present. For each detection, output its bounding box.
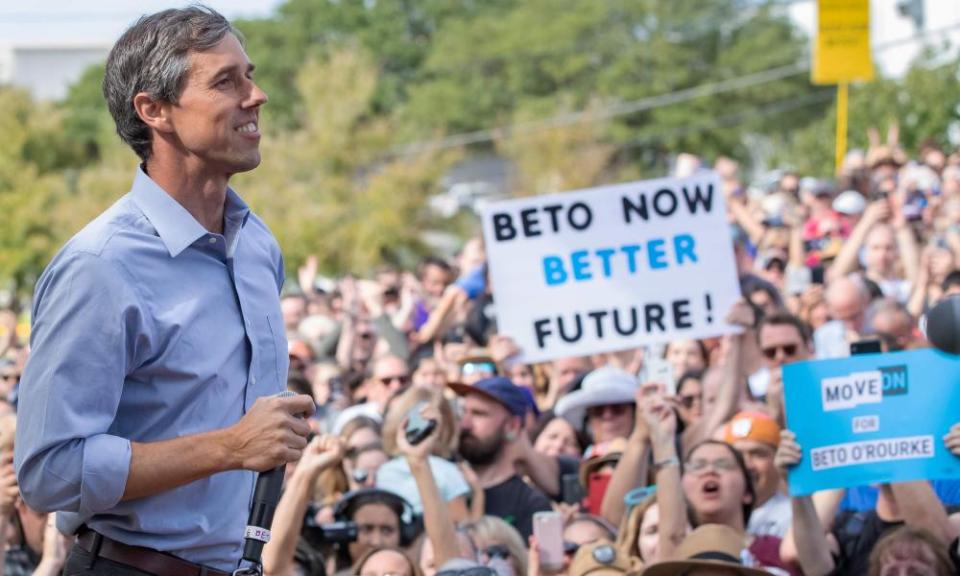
[484,475,553,539]
[830,510,901,575]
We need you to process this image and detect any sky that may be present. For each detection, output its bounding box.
[0,1,286,46]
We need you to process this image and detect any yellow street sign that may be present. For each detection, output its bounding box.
[813,0,874,85]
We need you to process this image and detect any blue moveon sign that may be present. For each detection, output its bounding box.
[783,349,960,495]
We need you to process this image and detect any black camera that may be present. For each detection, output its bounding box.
[302,520,358,549]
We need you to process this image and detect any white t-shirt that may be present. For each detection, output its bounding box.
[375,455,470,513]
[747,491,792,539]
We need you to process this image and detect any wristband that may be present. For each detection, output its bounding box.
[653,456,680,474]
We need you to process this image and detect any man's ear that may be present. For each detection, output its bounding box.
[133,92,174,134]
[504,415,522,441]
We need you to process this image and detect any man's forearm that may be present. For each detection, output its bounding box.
[122,428,237,502]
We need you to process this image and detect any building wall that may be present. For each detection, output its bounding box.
[4,46,108,100]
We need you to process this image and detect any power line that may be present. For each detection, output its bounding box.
[617,88,836,150]
[387,21,960,158]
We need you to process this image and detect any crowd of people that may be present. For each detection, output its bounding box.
[4,126,960,575]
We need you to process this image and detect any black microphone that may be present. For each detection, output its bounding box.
[923,294,960,355]
[241,390,295,565]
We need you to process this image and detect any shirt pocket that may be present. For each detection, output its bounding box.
[256,312,286,392]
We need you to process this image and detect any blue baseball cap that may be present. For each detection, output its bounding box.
[448,376,530,418]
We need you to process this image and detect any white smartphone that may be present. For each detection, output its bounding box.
[533,511,565,573]
[646,357,676,396]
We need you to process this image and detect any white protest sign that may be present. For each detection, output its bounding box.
[481,172,742,363]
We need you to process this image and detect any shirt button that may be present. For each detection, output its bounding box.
[209,237,218,244]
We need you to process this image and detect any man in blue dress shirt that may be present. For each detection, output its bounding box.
[13,6,314,575]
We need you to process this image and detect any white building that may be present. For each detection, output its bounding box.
[0,43,109,101]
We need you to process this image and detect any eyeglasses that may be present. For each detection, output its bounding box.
[563,541,579,556]
[685,457,738,474]
[761,343,798,360]
[587,404,631,418]
[483,545,510,560]
[379,375,410,387]
[436,568,498,576]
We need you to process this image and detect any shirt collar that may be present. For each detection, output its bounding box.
[130,166,250,258]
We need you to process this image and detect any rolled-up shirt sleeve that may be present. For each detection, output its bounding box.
[14,251,147,514]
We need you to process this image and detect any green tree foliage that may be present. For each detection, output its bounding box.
[235,48,457,276]
[772,49,960,176]
[7,1,960,291]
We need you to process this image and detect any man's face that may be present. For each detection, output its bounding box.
[759,324,810,369]
[367,356,409,405]
[421,264,451,300]
[281,297,307,332]
[348,503,401,562]
[733,439,779,506]
[162,34,268,176]
[866,227,898,274]
[871,310,913,351]
[551,357,590,393]
[828,291,865,334]
[459,395,512,466]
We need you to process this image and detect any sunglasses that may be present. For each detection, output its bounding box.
[587,404,631,419]
[679,394,701,409]
[761,343,798,360]
[379,375,410,386]
[483,545,510,560]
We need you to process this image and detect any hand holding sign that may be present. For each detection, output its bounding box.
[774,430,802,476]
[943,423,960,457]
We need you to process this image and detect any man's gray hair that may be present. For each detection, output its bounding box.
[102,5,240,161]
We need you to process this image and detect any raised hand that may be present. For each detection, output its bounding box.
[725,298,756,329]
[943,423,960,457]
[488,335,521,366]
[0,453,18,516]
[397,403,441,464]
[297,255,318,296]
[638,383,676,449]
[298,434,344,476]
[775,429,802,474]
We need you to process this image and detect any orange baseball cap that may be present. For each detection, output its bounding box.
[722,411,781,448]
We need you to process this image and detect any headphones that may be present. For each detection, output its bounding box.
[333,488,421,547]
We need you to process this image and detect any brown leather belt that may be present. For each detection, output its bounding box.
[76,530,230,576]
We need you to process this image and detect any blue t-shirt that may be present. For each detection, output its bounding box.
[375,456,470,513]
[840,480,960,512]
